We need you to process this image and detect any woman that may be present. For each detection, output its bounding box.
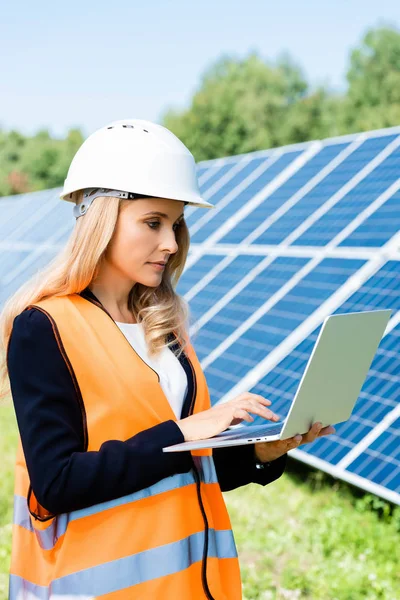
[1,118,334,599]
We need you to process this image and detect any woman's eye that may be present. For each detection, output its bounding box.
[147,221,182,231]
[147,221,160,229]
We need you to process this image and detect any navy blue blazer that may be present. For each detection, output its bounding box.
[7,286,287,515]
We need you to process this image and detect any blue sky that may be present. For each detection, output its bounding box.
[1,0,399,139]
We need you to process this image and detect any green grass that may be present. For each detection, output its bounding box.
[1,403,399,600]
[0,402,17,600]
[225,465,400,599]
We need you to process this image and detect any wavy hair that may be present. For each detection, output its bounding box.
[0,190,193,402]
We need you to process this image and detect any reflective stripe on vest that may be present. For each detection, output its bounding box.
[10,529,237,598]
[9,295,242,599]
[13,456,219,551]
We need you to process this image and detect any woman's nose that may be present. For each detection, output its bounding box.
[161,230,179,254]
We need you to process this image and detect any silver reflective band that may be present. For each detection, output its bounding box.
[73,188,150,219]
[73,187,189,219]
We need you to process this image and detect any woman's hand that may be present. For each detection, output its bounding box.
[176,392,280,442]
[254,421,336,463]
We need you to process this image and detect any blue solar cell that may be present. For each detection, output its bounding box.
[219,143,350,245]
[202,257,364,402]
[346,417,400,493]
[11,193,72,244]
[191,151,303,244]
[0,249,58,306]
[0,189,54,240]
[0,251,32,280]
[337,261,400,313]
[0,197,23,232]
[191,256,308,358]
[186,254,266,324]
[196,166,209,179]
[251,135,399,246]
[339,188,400,247]
[294,144,400,246]
[176,254,227,296]
[199,162,239,195]
[185,157,268,229]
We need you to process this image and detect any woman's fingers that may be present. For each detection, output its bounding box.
[279,423,336,449]
[255,394,272,406]
[227,393,280,428]
[239,393,272,406]
[318,425,336,436]
[301,422,322,443]
[309,422,336,439]
[300,423,336,443]
[241,399,279,421]
[234,408,254,423]
[231,400,279,426]
[285,435,302,450]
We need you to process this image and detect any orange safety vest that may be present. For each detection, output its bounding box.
[9,293,242,599]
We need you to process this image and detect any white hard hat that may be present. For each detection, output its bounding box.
[60,118,215,218]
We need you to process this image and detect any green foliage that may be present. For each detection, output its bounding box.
[343,26,400,132]
[0,127,84,197]
[162,50,316,161]
[162,25,400,161]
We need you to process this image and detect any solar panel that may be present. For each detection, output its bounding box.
[219,142,351,245]
[339,188,400,247]
[245,263,400,470]
[190,150,305,242]
[192,257,365,398]
[294,142,400,246]
[186,156,268,230]
[0,247,60,306]
[249,135,400,246]
[177,254,226,296]
[346,414,400,494]
[184,256,310,356]
[197,161,240,195]
[2,125,400,504]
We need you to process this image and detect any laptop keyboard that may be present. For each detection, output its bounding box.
[216,422,284,439]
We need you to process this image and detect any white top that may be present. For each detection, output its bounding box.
[115,321,188,420]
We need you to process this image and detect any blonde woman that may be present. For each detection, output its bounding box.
[1,119,334,599]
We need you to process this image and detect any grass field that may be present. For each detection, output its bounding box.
[1,402,399,600]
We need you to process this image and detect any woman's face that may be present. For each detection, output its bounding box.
[104,197,185,287]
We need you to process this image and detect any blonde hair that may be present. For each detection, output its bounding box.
[0,190,193,402]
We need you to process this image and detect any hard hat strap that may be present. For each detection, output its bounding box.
[73,188,152,219]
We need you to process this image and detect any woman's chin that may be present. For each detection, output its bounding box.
[139,275,163,287]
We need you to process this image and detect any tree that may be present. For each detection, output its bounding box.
[0,127,84,197]
[343,25,400,132]
[161,51,338,161]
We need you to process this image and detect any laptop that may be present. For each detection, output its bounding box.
[163,309,392,452]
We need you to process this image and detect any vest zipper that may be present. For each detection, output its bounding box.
[186,354,215,600]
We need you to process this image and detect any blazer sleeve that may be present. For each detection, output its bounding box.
[212,444,287,492]
[7,308,193,516]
